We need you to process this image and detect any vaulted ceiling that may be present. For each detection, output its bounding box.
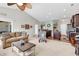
[0,3,79,22]
[27,3,79,21]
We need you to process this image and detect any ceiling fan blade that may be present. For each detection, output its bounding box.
[16,4,26,11]
[26,3,32,9]
[7,3,32,11]
[7,3,16,6]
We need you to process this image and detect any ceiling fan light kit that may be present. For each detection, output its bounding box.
[17,3,23,6]
[16,4,26,11]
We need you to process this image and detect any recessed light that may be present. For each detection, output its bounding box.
[64,15,66,18]
[48,12,52,15]
[64,9,66,11]
[62,19,65,22]
[46,16,49,18]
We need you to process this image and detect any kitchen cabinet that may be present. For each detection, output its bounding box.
[71,14,79,27]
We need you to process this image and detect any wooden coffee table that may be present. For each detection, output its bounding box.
[12,42,36,56]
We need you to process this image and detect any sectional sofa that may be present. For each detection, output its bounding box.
[1,32,29,49]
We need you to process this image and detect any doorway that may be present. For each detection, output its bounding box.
[60,24,67,35]
[35,24,38,35]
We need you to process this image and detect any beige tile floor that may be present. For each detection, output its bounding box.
[0,38,76,56]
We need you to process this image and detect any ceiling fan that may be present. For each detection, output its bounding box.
[7,3,32,11]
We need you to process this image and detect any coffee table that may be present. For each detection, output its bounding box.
[12,42,36,56]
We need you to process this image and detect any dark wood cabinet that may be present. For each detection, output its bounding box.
[69,32,76,46]
[70,14,79,45]
[71,14,79,27]
[71,16,74,27]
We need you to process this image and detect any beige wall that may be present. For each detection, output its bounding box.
[58,18,70,30]
[41,21,53,30]
[41,18,71,35]
[41,18,70,30]
[58,18,71,35]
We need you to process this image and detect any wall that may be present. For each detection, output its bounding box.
[41,21,53,30]
[58,18,70,27]
[41,18,71,36]
[41,20,53,37]
[58,18,71,35]
[0,7,40,37]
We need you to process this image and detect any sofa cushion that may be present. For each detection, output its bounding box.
[2,32,10,37]
[5,35,11,39]
[6,37,18,43]
[1,33,11,40]
[2,32,29,49]
[15,32,22,37]
[9,32,16,37]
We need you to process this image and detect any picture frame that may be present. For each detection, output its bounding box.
[21,25,24,28]
[25,24,29,29]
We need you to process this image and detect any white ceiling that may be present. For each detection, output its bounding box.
[0,3,79,22]
[27,3,79,22]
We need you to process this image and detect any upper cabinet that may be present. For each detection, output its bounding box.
[71,14,79,28]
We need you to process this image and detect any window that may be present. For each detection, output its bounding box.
[60,24,67,35]
[35,24,38,35]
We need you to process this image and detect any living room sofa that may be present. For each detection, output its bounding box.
[1,32,29,49]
